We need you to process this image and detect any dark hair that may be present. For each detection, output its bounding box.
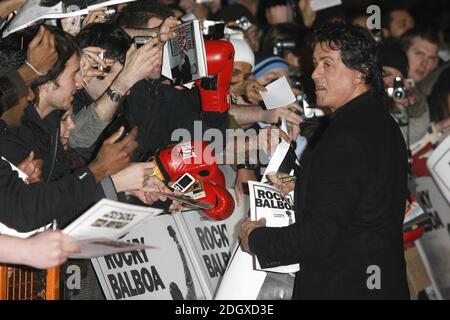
[118,0,172,28]
[167,4,185,17]
[30,25,81,91]
[400,27,439,52]
[309,22,383,93]
[75,23,131,64]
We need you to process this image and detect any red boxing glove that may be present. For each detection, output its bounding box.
[195,40,235,113]
[151,141,225,185]
[150,140,235,220]
[198,181,235,220]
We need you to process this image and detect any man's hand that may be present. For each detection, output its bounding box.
[111,162,156,193]
[299,0,316,28]
[81,9,109,28]
[88,127,139,183]
[261,103,303,126]
[158,16,181,42]
[266,172,296,196]
[0,0,26,19]
[248,126,290,156]
[113,38,163,93]
[79,47,108,83]
[234,168,257,207]
[240,217,266,254]
[287,119,301,141]
[21,231,81,269]
[265,5,290,25]
[85,61,123,100]
[244,80,266,103]
[232,79,266,103]
[18,151,43,184]
[26,25,58,76]
[139,178,173,204]
[129,180,174,206]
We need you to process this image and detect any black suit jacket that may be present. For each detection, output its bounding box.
[250,91,410,299]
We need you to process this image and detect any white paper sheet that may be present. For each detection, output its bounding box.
[260,76,296,109]
[310,0,342,12]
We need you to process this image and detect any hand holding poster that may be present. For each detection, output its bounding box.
[62,199,162,258]
[2,0,136,37]
[162,19,207,85]
[248,181,299,273]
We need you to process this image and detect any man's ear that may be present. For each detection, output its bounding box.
[37,81,55,101]
[353,70,366,85]
[40,81,57,92]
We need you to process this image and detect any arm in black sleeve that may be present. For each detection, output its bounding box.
[168,86,229,147]
[248,133,365,265]
[0,160,106,232]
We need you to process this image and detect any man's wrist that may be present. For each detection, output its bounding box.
[110,174,123,193]
[256,107,266,123]
[88,161,106,183]
[105,87,124,103]
[17,64,38,86]
[111,75,131,95]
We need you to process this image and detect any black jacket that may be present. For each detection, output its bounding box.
[0,118,105,231]
[0,104,73,181]
[72,80,229,162]
[125,79,228,161]
[250,91,410,299]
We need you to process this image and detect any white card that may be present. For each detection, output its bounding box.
[161,43,172,80]
[260,76,296,109]
[310,0,342,12]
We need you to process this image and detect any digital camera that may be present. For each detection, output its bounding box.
[103,7,117,20]
[133,35,154,49]
[202,21,225,40]
[386,76,407,100]
[236,16,253,32]
[97,51,106,72]
[273,39,296,56]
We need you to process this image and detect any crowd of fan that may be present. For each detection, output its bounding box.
[0,0,449,275]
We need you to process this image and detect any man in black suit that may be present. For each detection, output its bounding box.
[240,23,410,299]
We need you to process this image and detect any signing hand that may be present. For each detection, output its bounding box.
[266,172,296,196]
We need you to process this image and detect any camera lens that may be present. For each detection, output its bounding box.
[393,88,406,100]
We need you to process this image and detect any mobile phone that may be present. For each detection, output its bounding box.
[133,35,154,49]
[170,173,196,193]
[98,51,106,72]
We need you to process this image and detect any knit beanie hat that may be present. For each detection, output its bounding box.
[253,53,289,80]
[229,36,255,70]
